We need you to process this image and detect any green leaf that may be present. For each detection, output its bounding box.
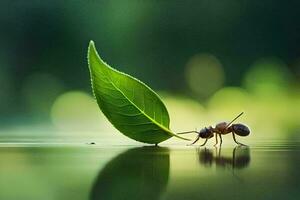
[88,41,189,144]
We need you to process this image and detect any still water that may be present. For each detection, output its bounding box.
[0,141,300,200]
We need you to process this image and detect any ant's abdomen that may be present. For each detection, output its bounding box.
[232,124,250,136]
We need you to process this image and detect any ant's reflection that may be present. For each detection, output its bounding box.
[90,147,170,200]
[197,146,251,170]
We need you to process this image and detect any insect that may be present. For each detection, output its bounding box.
[177,112,250,146]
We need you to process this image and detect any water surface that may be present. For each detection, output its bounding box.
[0,140,299,200]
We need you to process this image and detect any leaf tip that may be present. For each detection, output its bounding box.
[89,40,95,47]
[88,40,96,54]
[88,40,100,66]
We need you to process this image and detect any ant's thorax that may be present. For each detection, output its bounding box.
[214,122,228,134]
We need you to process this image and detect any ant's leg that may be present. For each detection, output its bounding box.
[219,134,223,145]
[213,133,218,146]
[232,133,247,146]
[199,138,208,147]
[187,135,200,146]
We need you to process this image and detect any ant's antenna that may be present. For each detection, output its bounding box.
[225,112,244,128]
[177,129,198,135]
[177,127,198,135]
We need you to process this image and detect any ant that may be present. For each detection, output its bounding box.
[177,112,250,146]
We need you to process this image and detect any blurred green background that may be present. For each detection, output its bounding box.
[0,0,299,143]
[1,1,300,200]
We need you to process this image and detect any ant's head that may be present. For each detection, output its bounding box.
[199,126,214,139]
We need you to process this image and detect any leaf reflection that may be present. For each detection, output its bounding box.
[90,147,170,200]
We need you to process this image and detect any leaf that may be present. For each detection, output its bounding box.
[88,41,189,144]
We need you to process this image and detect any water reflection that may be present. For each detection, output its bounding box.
[90,147,170,200]
[197,146,251,169]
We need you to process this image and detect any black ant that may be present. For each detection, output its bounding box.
[177,112,250,146]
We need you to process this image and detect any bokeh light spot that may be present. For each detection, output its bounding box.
[207,87,251,122]
[50,91,104,131]
[243,58,291,96]
[185,54,225,98]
